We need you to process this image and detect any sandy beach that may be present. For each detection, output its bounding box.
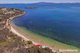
[9,9,80,53]
[10,23,36,44]
[10,22,80,53]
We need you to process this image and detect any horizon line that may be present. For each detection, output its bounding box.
[0,2,80,4]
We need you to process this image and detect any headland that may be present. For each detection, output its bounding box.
[0,8,53,53]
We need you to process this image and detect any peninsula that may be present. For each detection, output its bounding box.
[0,7,79,53]
[0,8,53,53]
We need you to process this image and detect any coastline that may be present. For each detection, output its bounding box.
[10,22,80,50]
[8,8,79,53]
[0,8,54,53]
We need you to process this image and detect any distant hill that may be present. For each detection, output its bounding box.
[26,2,80,7]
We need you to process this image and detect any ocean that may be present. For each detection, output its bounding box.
[1,3,80,47]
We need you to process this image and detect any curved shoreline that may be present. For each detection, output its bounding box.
[10,13,29,41]
[11,22,80,52]
[8,8,79,53]
[0,8,55,53]
[10,11,36,43]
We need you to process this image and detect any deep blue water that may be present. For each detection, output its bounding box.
[1,3,80,47]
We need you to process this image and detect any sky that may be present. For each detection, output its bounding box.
[0,0,80,3]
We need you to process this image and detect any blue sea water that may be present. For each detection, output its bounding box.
[1,3,80,47]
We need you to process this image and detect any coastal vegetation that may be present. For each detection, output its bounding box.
[0,8,53,53]
[0,4,79,53]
